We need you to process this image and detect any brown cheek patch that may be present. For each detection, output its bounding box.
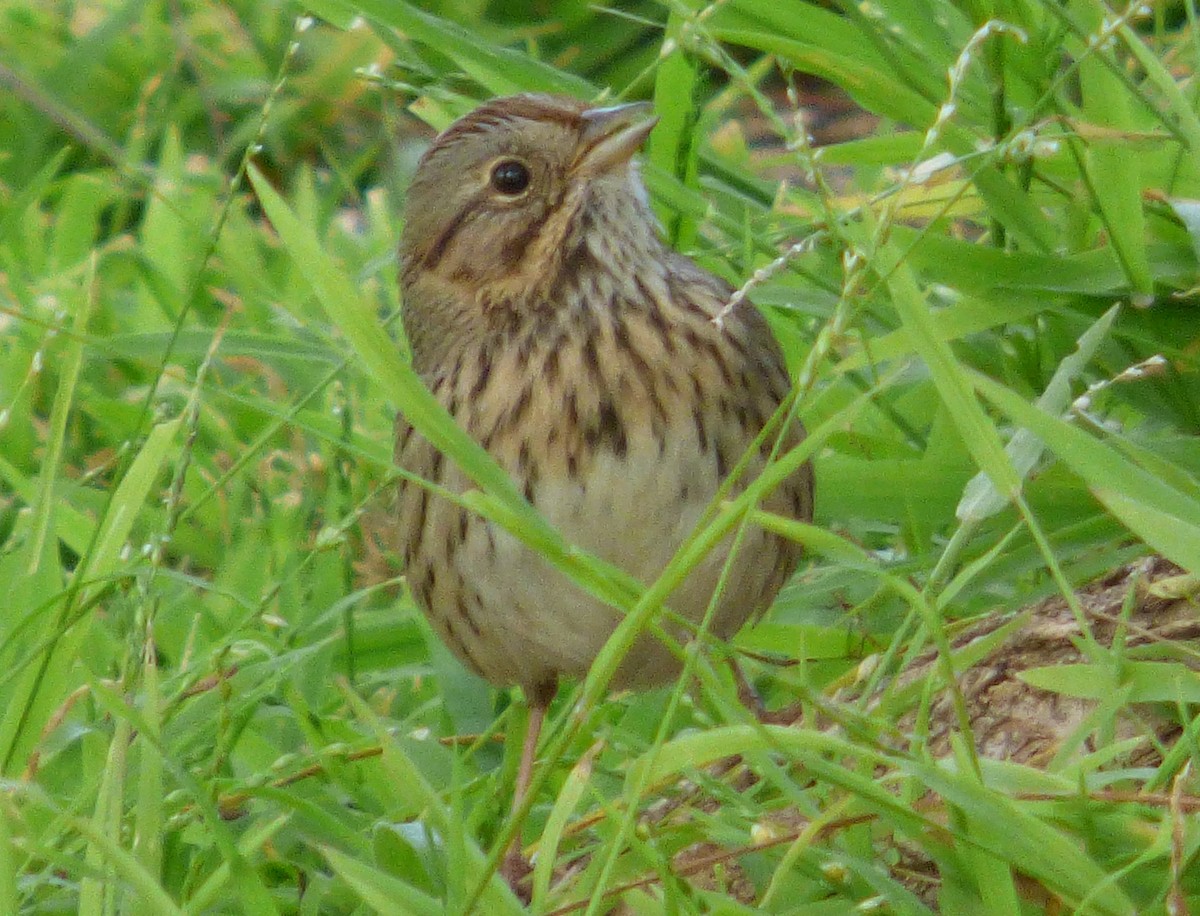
[421,202,479,272]
[497,227,536,272]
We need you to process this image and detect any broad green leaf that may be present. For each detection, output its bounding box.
[713,29,936,126]
[81,719,130,916]
[323,846,444,916]
[956,305,1119,522]
[50,173,113,270]
[27,268,93,574]
[1094,488,1200,573]
[974,374,1200,572]
[81,417,182,598]
[183,817,291,913]
[0,147,69,245]
[131,643,164,916]
[531,743,599,907]
[340,689,524,915]
[1165,197,1200,263]
[871,234,1019,496]
[900,759,1134,915]
[894,230,1192,295]
[1076,0,1152,300]
[47,798,184,916]
[318,0,592,97]
[1018,661,1200,703]
[0,414,180,774]
[1116,20,1200,153]
[0,800,14,914]
[835,291,1047,372]
[140,130,200,295]
[651,8,702,249]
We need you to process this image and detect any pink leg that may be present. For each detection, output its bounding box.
[500,682,555,898]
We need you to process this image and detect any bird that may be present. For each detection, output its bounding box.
[393,92,814,888]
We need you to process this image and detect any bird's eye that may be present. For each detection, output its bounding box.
[490,160,531,195]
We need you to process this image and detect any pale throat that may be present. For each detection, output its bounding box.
[566,173,666,292]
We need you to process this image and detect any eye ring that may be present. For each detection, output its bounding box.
[490,159,531,196]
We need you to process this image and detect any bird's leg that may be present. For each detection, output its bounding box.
[729,656,772,719]
[500,680,556,898]
[512,701,545,808]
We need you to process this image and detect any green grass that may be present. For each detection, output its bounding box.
[2,0,1199,912]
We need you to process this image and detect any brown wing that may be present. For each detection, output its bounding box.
[664,252,814,615]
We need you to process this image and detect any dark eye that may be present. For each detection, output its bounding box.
[490,160,531,195]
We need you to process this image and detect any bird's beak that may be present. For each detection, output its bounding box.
[576,102,658,176]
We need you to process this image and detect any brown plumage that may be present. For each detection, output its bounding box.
[394,92,813,888]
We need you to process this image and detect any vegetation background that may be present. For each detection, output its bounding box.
[2,0,1199,912]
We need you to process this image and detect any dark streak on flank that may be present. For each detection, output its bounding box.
[411,570,432,609]
[683,326,734,389]
[587,399,628,458]
[505,383,533,434]
[582,337,602,386]
[453,590,482,633]
[412,489,429,556]
[636,278,675,354]
[479,424,495,453]
[522,455,539,502]
[722,325,753,363]
[734,402,754,433]
[716,396,735,423]
[565,389,579,429]
[470,351,492,402]
[616,315,669,427]
[714,440,731,479]
[691,404,708,452]
[516,327,538,365]
[446,354,464,393]
[458,588,482,638]
[543,344,561,384]
[443,613,488,677]
[709,342,736,387]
